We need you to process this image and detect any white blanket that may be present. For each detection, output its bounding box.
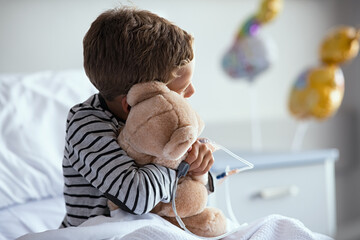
[17,210,333,240]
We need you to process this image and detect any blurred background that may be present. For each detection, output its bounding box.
[0,0,359,239]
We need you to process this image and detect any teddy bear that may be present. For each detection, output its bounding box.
[111,81,227,237]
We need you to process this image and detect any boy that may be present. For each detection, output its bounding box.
[61,6,214,227]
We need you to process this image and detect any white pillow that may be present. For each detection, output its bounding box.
[0,70,97,209]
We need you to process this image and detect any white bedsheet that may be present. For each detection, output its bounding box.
[0,196,65,240]
[16,207,333,240]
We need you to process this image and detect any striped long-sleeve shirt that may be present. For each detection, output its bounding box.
[61,94,176,227]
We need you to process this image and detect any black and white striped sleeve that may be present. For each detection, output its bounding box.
[65,109,176,215]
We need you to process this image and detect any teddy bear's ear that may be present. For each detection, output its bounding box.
[127,81,170,107]
[163,126,198,160]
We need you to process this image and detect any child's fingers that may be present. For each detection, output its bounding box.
[184,140,215,174]
[190,151,214,176]
[188,142,214,173]
[193,151,210,172]
[204,143,216,153]
[191,141,207,171]
[198,138,216,152]
[185,141,200,166]
[188,152,203,171]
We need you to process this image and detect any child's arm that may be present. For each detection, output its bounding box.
[65,109,176,215]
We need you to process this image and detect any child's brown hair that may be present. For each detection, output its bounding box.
[83,7,194,100]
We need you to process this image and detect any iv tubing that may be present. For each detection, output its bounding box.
[172,139,254,239]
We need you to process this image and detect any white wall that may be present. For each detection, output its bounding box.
[1,0,359,237]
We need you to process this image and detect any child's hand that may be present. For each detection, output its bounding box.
[184,139,214,176]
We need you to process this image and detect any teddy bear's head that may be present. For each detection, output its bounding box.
[118,81,204,169]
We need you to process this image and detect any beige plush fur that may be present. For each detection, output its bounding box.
[112,81,227,237]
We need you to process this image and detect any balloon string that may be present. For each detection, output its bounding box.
[291,121,310,151]
[249,84,262,151]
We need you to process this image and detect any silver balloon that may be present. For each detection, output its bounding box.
[222,34,277,81]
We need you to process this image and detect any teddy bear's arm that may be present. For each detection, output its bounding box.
[152,176,208,218]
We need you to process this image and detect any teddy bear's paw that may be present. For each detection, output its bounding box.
[163,207,227,238]
[153,179,208,217]
[183,207,228,237]
[194,207,227,237]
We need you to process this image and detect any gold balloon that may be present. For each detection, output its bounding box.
[255,0,283,24]
[289,65,345,120]
[320,26,360,64]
